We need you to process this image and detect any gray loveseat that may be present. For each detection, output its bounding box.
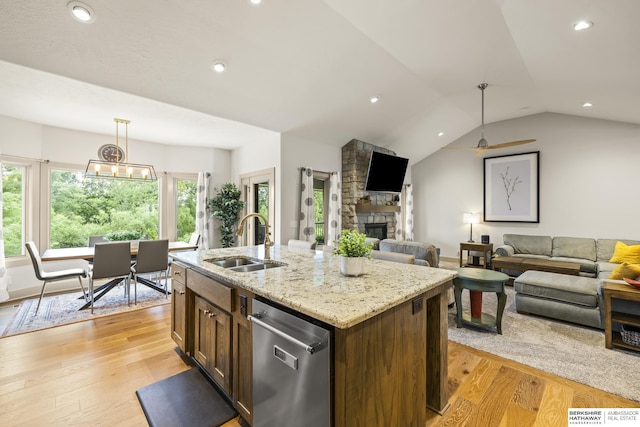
[495,234,640,329]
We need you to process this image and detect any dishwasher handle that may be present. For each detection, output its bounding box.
[248,313,323,355]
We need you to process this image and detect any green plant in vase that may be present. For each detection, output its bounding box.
[334,229,373,276]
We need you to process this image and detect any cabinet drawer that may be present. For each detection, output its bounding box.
[171,262,187,285]
[187,270,233,313]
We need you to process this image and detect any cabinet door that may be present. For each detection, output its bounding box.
[194,296,232,395]
[171,280,187,352]
[208,303,232,394]
[194,296,212,369]
[233,291,254,424]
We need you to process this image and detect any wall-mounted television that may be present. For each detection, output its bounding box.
[364,151,409,193]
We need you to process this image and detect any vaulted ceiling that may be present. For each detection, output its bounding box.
[0,0,638,163]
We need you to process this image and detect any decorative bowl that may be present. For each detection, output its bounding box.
[623,277,640,290]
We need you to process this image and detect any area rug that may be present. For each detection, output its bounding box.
[1,280,172,337]
[448,286,640,402]
[136,368,237,427]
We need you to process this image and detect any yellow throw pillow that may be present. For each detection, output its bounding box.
[609,262,640,280]
[609,241,640,264]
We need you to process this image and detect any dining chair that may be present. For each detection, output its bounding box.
[89,241,132,313]
[25,241,88,315]
[131,239,170,304]
[287,239,316,250]
[88,235,108,247]
[189,232,201,247]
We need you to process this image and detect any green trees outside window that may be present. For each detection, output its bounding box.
[2,165,24,257]
[176,179,197,243]
[49,170,159,248]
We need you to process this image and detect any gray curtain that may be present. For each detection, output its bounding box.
[297,167,315,242]
[326,172,342,247]
[195,172,210,250]
[0,162,8,302]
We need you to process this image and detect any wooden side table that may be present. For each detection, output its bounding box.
[602,280,640,352]
[454,267,509,334]
[459,242,493,269]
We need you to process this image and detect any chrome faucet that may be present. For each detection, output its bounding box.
[237,213,274,260]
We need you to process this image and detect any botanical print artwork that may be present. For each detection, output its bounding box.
[484,152,539,223]
[493,160,530,215]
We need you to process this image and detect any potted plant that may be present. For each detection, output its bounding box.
[334,229,373,276]
[208,183,245,248]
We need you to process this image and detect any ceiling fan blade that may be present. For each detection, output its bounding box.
[441,146,478,150]
[485,139,536,150]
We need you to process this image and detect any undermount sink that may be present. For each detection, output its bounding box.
[205,256,286,272]
[207,256,258,268]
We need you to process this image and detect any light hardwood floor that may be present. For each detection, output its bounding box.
[0,304,636,426]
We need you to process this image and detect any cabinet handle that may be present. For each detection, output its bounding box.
[174,271,181,276]
[203,309,210,315]
[178,290,185,295]
[208,313,216,318]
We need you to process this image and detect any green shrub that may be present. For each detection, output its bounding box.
[104,230,145,241]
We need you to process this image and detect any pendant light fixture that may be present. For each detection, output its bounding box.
[85,118,157,181]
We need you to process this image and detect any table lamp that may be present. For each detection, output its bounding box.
[463,212,480,242]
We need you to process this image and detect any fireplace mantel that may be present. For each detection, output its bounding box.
[355,204,400,213]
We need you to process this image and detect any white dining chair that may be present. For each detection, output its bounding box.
[25,241,88,315]
[287,239,316,250]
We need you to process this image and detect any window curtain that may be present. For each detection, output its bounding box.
[298,167,315,242]
[394,184,414,241]
[326,172,342,247]
[195,172,210,250]
[0,162,8,302]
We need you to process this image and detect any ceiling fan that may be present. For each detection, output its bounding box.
[445,83,536,156]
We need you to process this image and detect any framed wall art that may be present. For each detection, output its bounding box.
[483,151,539,223]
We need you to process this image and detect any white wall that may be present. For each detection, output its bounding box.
[280,134,342,244]
[411,113,640,258]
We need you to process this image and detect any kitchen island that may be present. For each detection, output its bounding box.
[171,244,456,426]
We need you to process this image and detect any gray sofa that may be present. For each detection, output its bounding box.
[495,234,640,329]
[377,239,439,267]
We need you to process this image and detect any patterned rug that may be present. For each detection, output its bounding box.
[1,280,172,338]
[448,285,640,402]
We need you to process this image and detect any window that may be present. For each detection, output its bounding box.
[49,168,159,248]
[176,178,197,243]
[2,164,26,257]
[313,178,325,244]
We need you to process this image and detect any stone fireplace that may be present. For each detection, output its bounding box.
[364,223,387,240]
[341,139,399,239]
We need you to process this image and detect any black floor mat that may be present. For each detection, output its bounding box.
[136,368,238,427]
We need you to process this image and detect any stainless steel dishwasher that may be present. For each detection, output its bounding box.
[249,299,331,427]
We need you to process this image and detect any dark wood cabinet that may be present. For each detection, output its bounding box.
[194,295,232,394]
[232,290,254,425]
[170,263,188,353]
[173,266,254,423]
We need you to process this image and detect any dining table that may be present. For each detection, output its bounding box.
[42,241,198,310]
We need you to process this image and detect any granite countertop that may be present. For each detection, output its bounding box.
[171,245,456,329]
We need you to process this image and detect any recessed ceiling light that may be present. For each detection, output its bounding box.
[249,0,262,5]
[211,60,227,73]
[67,1,95,23]
[582,102,593,108]
[438,132,444,137]
[370,96,380,104]
[573,20,593,31]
